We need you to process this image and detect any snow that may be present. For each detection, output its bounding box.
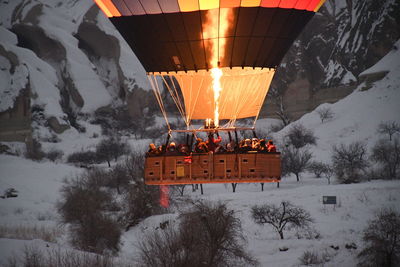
[360,39,400,76]
[0,26,18,45]
[1,40,66,120]
[95,12,150,91]
[1,6,400,266]
[36,6,113,113]
[0,52,28,112]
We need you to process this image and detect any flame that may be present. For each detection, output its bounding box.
[203,8,233,127]
[211,68,222,126]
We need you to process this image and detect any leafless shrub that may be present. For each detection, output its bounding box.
[370,138,400,179]
[299,249,332,266]
[171,185,187,196]
[323,164,334,184]
[377,121,400,141]
[25,138,45,161]
[269,122,285,133]
[96,136,130,167]
[299,250,321,265]
[124,151,145,182]
[316,106,334,123]
[285,123,317,148]
[3,245,129,267]
[0,224,63,243]
[107,163,131,194]
[57,170,121,254]
[307,161,327,178]
[295,225,321,240]
[358,209,400,267]
[281,146,313,182]
[67,150,99,166]
[251,201,314,240]
[332,142,368,183]
[46,148,64,162]
[138,201,257,267]
[122,182,162,230]
[70,214,121,255]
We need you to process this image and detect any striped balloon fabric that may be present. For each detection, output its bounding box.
[94,0,326,73]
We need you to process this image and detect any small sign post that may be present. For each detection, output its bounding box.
[323,196,337,210]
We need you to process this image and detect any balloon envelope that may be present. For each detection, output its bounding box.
[95,0,325,73]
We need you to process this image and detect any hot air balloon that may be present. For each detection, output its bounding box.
[94,0,326,185]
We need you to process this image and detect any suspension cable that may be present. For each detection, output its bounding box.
[148,75,171,131]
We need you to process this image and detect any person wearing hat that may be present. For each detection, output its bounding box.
[194,137,209,153]
[206,132,222,152]
[267,140,277,152]
[258,139,267,152]
[251,138,259,150]
[241,138,252,152]
[147,143,159,156]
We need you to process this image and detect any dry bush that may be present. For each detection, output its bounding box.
[307,161,327,178]
[138,201,257,267]
[70,214,121,255]
[122,182,162,230]
[299,249,332,266]
[358,209,400,267]
[316,106,334,123]
[0,224,62,243]
[57,169,121,254]
[96,137,129,167]
[371,138,400,179]
[107,163,131,194]
[332,142,368,183]
[67,150,99,166]
[46,148,64,162]
[252,201,314,240]
[281,146,313,182]
[377,121,400,141]
[25,138,45,161]
[3,245,131,267]
[285,123,317,148]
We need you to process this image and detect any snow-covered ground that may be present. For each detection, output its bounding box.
[1,42,400,266]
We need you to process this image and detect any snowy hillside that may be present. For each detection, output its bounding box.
[1,40,400,266]
[274,39,400,163]
[0,0,149,132]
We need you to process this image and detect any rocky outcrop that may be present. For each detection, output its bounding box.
[263,0,400,120]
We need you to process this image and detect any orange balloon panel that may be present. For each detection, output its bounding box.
[95,0,326,16]
[154,67,275,120]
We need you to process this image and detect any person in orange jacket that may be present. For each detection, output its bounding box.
[267,140,277,152]
[206,132,222,152]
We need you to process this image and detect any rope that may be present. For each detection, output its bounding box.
[161,75,187,126]
[148,75,171,131]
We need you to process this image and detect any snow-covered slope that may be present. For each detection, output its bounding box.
[274,39,400,163]
[0,0,149,131]
[1,40,400,266]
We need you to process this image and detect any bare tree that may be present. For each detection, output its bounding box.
[316,106,334,123]
[323,164,334,185]
[96,137,129,167]
[371,138,400,179]
[285,123,317,148]
[332,142,368,183]
[282,146,313,182]
[377,121,400,141]
[307,161,327,178]
[231,183,238,193]
[251,201,314,240]
[57,170,121,254]
[108,164,131,194]
[274,95,292,126]
[172,185,186,196]
[358,209,400,267]
[138,201,257,266]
